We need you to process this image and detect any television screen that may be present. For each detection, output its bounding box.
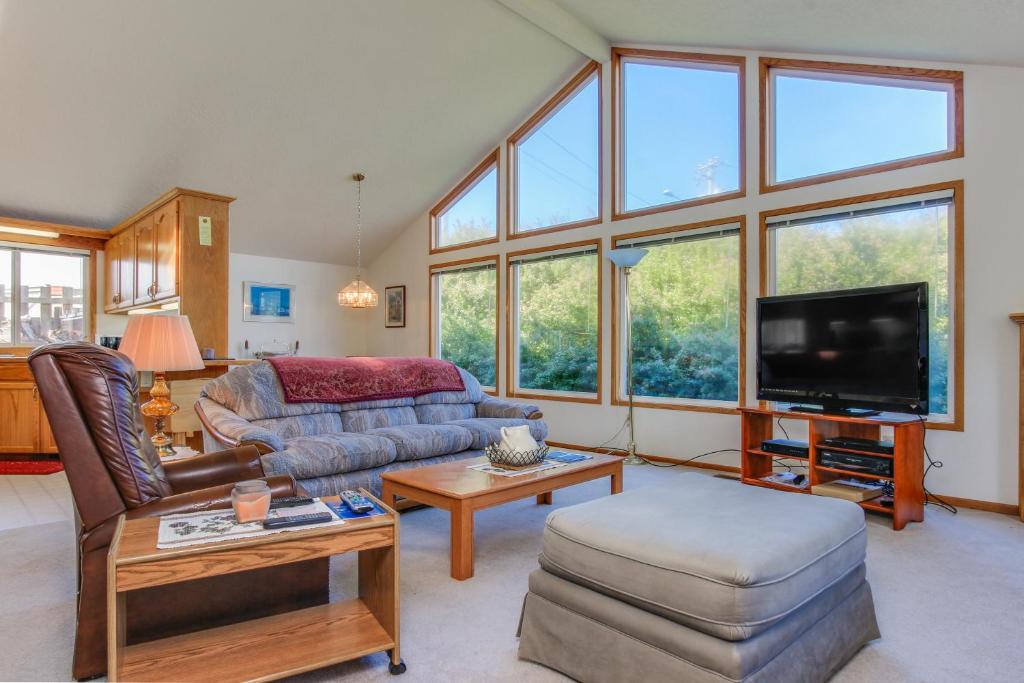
[756,283,928,415]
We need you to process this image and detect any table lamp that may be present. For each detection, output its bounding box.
[118,314,205,457]
[608,247,649,465]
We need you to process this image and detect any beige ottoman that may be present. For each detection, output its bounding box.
[517,474,880,682]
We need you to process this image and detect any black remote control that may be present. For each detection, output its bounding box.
[262,512,333,529]
[269,496,315,509]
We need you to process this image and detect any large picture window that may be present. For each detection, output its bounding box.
[430,256,498,390]
[0,245,89,347]
[761,58,963,192]
[613,48,744,220]
[430,150,499,253]
[761,182,963,428]
[508,62,601,237]
[613,218,745,412]
[508,240,601,402]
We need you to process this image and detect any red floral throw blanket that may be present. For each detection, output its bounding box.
[265,356,465,404]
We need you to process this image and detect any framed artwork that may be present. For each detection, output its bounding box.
[384,285,406,328]
[242,281,295,323]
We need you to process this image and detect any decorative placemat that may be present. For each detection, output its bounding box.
[157,500,344,549]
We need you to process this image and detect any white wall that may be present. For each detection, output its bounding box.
[363,48,1024,507]
[93,251,369,358]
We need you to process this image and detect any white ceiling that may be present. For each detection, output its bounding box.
[0,0,581,264]
[2,0,1023,265]
[557,0,1024,68]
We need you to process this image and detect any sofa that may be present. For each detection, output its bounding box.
[196,360,549,497]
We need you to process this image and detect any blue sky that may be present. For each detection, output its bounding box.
[438,62,951,235]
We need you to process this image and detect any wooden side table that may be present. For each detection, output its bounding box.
[107,492,405,682]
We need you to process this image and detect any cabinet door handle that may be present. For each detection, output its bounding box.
[32,386,38,400]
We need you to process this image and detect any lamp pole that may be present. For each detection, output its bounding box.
[622,264,644,465]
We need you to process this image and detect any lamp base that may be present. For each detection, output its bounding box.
[140,371,178,459]
[622,443,646,466]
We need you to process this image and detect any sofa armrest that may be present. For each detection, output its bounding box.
[126,475,300,519]
[477,396,543,420]
[195,397,285,452]
[164,445,266,494]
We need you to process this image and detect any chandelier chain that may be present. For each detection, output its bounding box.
[356,176,363,278]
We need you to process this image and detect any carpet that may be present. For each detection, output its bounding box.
[2,467,1024,682]
[0,460,63,475]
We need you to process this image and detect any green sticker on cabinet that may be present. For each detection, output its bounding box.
[198,216,212,246]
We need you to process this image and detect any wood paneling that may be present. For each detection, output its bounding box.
[758,57,964,193]
[428,149,500,255]
[610,215,747,413]
[758,180,965,432]
[506,61,603,240]
[610,48,746,222]
[504,238,603,405]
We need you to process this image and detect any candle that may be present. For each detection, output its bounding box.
[231,480,271,523]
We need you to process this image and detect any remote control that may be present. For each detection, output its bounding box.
[269,496,315,509]
[262,512,333,529]
[340,490,375,514]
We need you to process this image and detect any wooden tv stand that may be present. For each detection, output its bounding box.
[740,408,924,530]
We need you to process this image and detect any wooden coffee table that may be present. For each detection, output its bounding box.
[381,453,623,580]
[107,492,404,682]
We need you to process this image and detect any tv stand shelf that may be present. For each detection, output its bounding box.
[740,408,925,530]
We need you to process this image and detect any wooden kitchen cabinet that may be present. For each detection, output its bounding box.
[152,200,179,301]
[117,228,135,309]
[133,214,155,305]
[38,402,58,454]
[0,381,41,453]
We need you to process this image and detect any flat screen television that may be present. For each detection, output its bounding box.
[756,283,929,416]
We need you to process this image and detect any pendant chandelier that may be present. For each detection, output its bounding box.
[337,172,378,308]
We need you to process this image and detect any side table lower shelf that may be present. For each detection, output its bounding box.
[121,599,393,682]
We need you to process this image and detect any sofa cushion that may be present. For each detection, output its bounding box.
[443,417,548,450]
[260,433,397,479]
[414,403,475,424]
[251,413,343,440]
[341,406,418,432]
[201,362,340,421]
[367,424,474,462]
[539,474,867,641]
[413,367,484,405]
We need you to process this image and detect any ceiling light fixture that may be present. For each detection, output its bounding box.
[0,225,60,239]
[337,173,378,308]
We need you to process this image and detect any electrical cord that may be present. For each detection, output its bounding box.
[776,416,791,440]
[916,415,958,514]
[581,444,741,468]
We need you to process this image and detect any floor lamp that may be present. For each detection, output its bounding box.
[608,247,649,465]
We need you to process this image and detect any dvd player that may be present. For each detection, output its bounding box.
[761,438,810,458]
[818,449,893,477]
[820,436,895,455]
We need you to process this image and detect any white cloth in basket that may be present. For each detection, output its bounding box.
[499,425,539,452]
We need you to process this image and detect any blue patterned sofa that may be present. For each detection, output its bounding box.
[194,361,548,497]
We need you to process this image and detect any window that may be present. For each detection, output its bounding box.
[614,48,744,219]
[430,149,499,253]
[0,245,89,347]
[613,218,745,411]
[508,241,601,401]
[430,256,498,389]
[762,182,962,427]
[509,62,601,237]
[761,58,963,191]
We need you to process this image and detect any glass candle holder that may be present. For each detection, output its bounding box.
[231,480,271,523]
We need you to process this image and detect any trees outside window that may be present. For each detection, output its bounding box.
[432,260,497,388]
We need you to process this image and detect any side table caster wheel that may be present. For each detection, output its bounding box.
[389,660,407,675]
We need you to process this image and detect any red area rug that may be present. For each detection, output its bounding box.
[0,460,63,475]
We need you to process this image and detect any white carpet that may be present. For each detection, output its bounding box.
[1,466,1023,682]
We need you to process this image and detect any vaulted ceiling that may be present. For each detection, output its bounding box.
[2,0,1022,265]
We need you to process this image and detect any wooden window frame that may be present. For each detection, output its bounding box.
[428,149,501,255]
[611,48,747,222]
[759,57,964,193]
[507,61,603,241]
[505,238,603,405]
[429,254,500,396]
[758,180,965,431]
[611,216,747,414]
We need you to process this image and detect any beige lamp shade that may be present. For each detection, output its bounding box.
[118,314,205,372]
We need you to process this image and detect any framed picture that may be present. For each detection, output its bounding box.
[384,285,406,328]
[242,281,295,323]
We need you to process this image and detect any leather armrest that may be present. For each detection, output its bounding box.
[126,475,300,519]
[164,445,265,494]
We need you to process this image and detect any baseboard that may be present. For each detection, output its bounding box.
[547,441,1019,518]
[545,441,741,474]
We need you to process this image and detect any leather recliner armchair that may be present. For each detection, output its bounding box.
[29,343,329,680]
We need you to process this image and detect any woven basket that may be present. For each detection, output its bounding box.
[484,443,549,469]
